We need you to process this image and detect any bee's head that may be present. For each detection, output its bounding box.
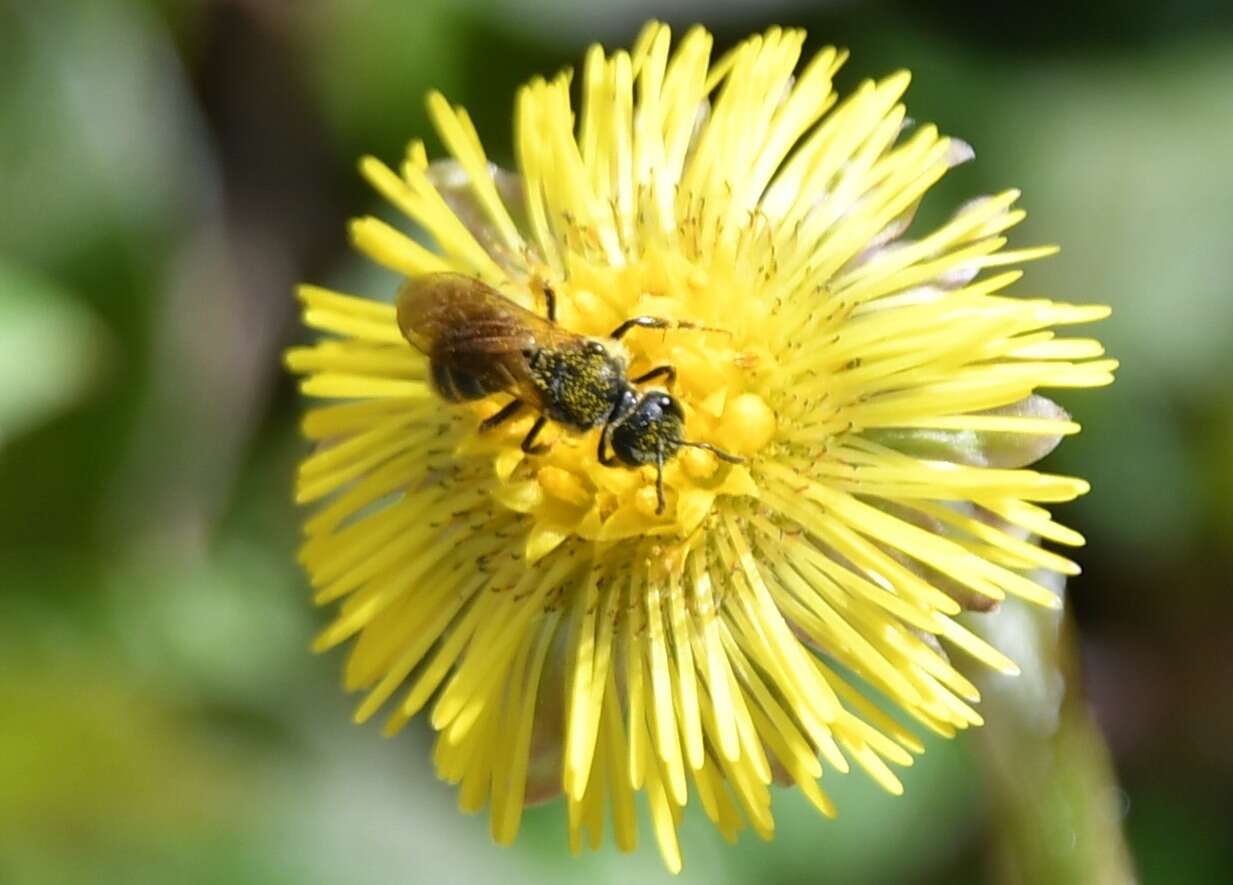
[648,392,686,425]
[609,391,686,467]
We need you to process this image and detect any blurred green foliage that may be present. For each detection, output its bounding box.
[3,1,1232,882]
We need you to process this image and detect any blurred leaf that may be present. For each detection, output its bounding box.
[1124,787,1230,885]
[484,0,847,46]
[0,0,213,550]
[0,651,242,885]
[105,539,313,710]
[0,261,108,446]
[0,665,216,829]
[1055,383,1204,554]
[0,1,208,263]
[988,43,1233,392]
[295,0,474,162]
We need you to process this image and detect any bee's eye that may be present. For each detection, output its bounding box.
[659,395,685,420]
[585,341,607,356]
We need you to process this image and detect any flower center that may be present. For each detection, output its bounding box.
[464,252,778,561]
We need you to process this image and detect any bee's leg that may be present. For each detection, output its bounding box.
[654,446,667,515]
[609,316,728,340]
[630,365,677,388]
[597,424,618,466]
[521,416,550,454]
[480,399,524,433]
[682,441,746,463]
[609,316,673,340]
[541,282,557,322]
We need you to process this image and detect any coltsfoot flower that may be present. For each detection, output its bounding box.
[285,22,1115,872]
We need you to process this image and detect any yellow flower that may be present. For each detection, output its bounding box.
[285,22,1114,872]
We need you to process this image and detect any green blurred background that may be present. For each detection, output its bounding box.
[3,1,1231,882]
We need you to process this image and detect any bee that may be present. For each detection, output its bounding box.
[396,272,744,514]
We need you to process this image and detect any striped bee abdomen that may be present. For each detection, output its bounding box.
[430,361,511,402]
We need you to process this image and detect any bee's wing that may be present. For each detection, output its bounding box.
[396,273,574,408]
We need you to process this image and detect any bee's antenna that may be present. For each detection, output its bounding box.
[609,316,732,341]
[676,320,733,338]
[682,441,745,463]
[655,451,667,515]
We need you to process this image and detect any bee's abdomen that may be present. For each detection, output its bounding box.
[431,361,505,402]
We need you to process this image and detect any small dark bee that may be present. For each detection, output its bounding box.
[396,272,744,513]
